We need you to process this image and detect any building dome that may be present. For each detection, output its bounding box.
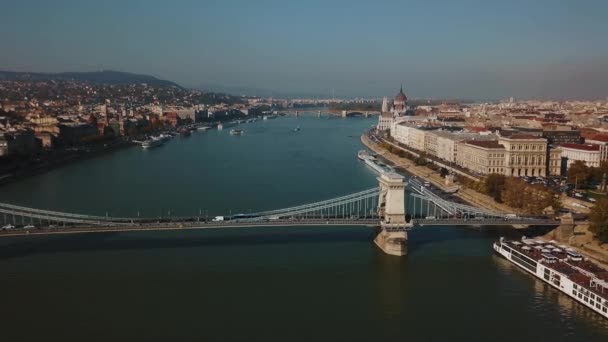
[395,85,407,103]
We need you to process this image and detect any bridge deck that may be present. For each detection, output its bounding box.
[0,216,560,238]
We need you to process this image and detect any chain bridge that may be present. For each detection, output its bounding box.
[0,173,559,256]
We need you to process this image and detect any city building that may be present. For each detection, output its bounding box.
[456,140,506,175]
[434,131,497,163]
[391,85,408,115]
[57,123,99,146]
[499,135,548,177]
[542,128,582,145]
[584,134,608,162]
[559,143,601,168]
[377,85,409,131]
[548,147,563,176]
[377,112,393,131]
[3,130,40,157]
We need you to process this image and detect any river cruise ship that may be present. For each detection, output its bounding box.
[357,150,394,174]
[494,237,608,319]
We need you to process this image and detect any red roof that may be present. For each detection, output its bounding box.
[586,134,608,143]
[560,143,600,151]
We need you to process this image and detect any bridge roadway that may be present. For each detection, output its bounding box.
[412,218,558,227]
[0,216,560,238]
[0,218,382,237]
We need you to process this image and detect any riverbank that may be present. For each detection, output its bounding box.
[361,134,514,214]
[0,139,133,187]
[362,133,608,266]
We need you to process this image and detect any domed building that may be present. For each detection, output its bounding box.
[391,85,408,115]
[377,85,409,131]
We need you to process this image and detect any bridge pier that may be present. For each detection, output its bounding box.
[374,172,408,256]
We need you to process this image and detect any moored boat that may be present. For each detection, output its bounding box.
[494,237,608,319]
[141,138,164,149]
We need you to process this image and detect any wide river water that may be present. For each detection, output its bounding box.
[0,113,606,341]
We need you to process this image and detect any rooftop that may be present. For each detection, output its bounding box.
[560,143,600,151]
[586,134,608,143]
[462,140,505,149]
[501,134,546,140]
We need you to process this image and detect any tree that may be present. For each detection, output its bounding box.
[589,198,608,243]
[591,161,608,187]
[484,173,506,202]
[568,160,591,188]
[415,152,428,166]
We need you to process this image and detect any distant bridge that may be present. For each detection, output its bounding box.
[279,110,380,118]
[0,173,559,255]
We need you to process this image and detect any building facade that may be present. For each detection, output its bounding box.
[499,135,548,177]
[548,147,563,176]
[456,140,506,175]
[542,129,582,145]
[391,85,408,115]
[585,135,608,162]
[559,143,601,168]
[377,85,409,130]
[377,112,394,131]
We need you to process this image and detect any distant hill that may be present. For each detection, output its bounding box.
[0,70,182,88]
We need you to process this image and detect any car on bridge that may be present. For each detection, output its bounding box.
[2,224,15,230]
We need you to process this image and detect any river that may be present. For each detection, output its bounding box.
[0,113,606,341]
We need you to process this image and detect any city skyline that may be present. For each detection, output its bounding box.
[1,0,608,99]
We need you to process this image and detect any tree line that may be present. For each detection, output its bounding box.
[458,173,561,216]
[567,160,608,189]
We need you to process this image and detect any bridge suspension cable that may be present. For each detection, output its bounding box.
[0,202,132,222]
[250,187,379,217]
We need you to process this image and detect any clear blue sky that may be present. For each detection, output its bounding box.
[1,0,607,99]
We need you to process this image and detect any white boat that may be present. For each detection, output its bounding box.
[157,134,172,142]
[230,129,244,136]
[358,150,394,174]
[141,138,164,149]
[494,237,608,320]
[197,126,211,131]
[217,123,223,130]
[364,158,387,174]
[357,150,374,161]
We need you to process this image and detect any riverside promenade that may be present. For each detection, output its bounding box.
[361,134,514,214]
[362,133,608,268]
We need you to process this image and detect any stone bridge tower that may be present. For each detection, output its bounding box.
[375,172,408,256]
